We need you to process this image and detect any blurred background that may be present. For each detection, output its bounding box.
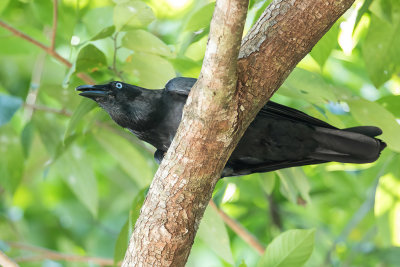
[0,0,400,266]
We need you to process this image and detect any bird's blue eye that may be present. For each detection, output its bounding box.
[116,82,123,89]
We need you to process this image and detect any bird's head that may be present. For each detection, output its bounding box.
[76,81,159,130]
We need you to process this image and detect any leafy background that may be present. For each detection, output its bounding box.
[0,0,400,266]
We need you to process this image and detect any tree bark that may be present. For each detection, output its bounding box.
[122,0,355,266]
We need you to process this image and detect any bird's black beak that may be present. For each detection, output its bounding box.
[76,84,110,98]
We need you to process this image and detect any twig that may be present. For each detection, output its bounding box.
[24,103,72,117]
[209,200,265,255]
[111,32,124,81]
[0,20,95,85]
[7,242,116,266]
[0,250,19,267]
[51,0,58,51]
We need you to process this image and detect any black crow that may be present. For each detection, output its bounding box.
[76,77,386,177]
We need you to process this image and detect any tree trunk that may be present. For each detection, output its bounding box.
[122,0,355,266]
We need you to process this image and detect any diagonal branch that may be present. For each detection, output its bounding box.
[0,20,95,85]
[209,200,265,255]
[0,250,19,267]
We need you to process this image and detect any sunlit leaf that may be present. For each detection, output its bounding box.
[197,205,234,264]
[113,1,155,31]
[123,52,176,88]
[377,95,400,117]
[82,7,114,37]
[122,30,173,57]
[0,94,22,126]
[362,12,400,88]
[370,0,392,23]
[75,44,107,73]
[258,229,315,267]
[310,22,339,67]
[375,173,400,246]
[0,0,10,14]
[348,99,400,152]
[91,25,116,41]
[185,2,215,32]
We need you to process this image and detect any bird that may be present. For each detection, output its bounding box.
[76,77,386,177]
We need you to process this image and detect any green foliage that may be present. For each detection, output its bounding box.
[258,229,315,267]
[1,0,400,266]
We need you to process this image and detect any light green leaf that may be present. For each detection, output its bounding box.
[95,129,153,189]
[122,30,173,57]
[83,7,114,37]
[348,99,400,152]
[377,95,400,117]
[310,22,339,67]
[280,68,339,105]
[123,53,176,88]
[370,0,392,23]
[185,2,215,32]
[258,172,276,195]
[197,205,234,264]
[91,25,116,41]
[64,99,97,140]
[258,229,315,267]
[75,44,107,73]
[0,94,22,126]
[375,173,400,246]
[362,12,400,88]
[114,188,147,264]
[0,0,10,14]
[53,145,98,217]
[113,1,155,31]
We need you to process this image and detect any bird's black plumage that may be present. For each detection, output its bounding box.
[76,77,386,177]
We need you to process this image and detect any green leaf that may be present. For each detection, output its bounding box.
[113,1,155,31]
[0,126,24,193]
[279,68,339,105]
[122,30,173,57]
[95,129,153,189]
[82,7,114,37]
[354,0,373,31]
[123,53,176,88]
[91,25,116,41]
[362,12,400,88]
[114,188,147,264]
[197,205,234,264]
[53,145,98,217]
[185,2,215,32]
[310,22,339,67]
[258,172,276,195]
[64,99,97,140]
[370,0,392,23]
[375,173,400,246]
[348,99,400,152]
[258,229,315,267]
[377,95,400,117]
[0,0,10,14]
[75,44,107,73]
[21,121,35,158]
[0,94,22,126]
[277,168,311,204]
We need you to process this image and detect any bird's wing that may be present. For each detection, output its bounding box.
[165,77,197,96]
[260,101,337,129]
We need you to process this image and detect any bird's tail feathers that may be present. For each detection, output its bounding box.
[310,126,386,164]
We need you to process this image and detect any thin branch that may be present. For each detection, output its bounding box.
[24,103,72,117]
[7,242,116,266]
[0,20,95,85]
[51,0,58,51]
[0,250,19,267]
[111,32,125,81]
[209,200,265,255]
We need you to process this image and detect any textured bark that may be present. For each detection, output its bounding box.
[122,0,355,266]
